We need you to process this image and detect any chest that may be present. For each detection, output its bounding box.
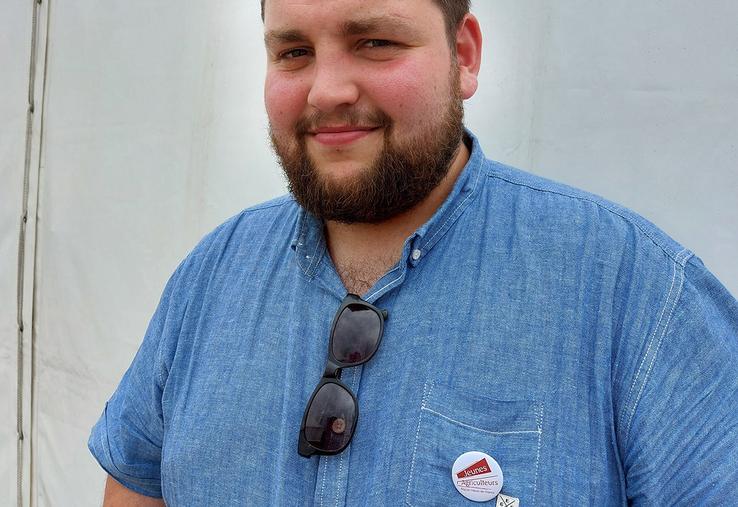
[333,252,401,295]
[156,289,624,505]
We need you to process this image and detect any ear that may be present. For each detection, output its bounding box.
[454,13,483,100]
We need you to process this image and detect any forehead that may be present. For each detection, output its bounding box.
[263,0,443,32]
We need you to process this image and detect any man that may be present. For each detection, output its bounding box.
[89,0,738,505]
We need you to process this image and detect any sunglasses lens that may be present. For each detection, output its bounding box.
[331,303,381,365]
[303,382,356,453]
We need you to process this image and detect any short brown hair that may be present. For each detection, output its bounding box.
[260,0,471,46]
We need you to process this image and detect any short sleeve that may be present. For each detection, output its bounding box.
[87,262,186,498]
[623,255,738,504]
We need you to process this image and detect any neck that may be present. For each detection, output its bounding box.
[325,139,470,293]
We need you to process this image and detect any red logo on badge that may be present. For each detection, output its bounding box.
[456,458,491,479]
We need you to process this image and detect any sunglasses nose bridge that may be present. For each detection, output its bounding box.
[323,359,341,378]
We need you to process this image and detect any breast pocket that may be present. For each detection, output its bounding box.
[405,381,543,506]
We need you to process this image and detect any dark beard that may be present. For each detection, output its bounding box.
[270,73,465,224]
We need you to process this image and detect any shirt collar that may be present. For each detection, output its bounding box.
[291,128,486,276]
[409,128,485,264]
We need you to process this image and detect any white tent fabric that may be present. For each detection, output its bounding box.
[2,1,36,506]
[2,2,736,506]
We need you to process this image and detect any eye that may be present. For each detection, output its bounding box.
[362,39,394,49]
[279,48,310,60]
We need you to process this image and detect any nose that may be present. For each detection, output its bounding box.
[307,55,360,113]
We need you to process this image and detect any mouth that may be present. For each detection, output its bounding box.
[308,126,381,147]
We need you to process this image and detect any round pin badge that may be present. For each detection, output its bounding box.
[451,451,503,502]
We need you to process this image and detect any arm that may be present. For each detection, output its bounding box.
[621,256,738,504]
[89,261,187,500]
[103,476,165,507]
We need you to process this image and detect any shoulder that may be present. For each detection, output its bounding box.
[479,158,690,266]
[195,194,297,251]
[190,194,297,257]
[166,194,300,295]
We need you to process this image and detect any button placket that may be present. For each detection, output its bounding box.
[312,366,362,507]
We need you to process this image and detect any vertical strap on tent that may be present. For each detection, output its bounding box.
[17,0,46,505]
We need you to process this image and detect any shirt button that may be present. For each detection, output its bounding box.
[411,249,422,261]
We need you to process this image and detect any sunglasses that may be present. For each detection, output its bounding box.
[298,294,389,457]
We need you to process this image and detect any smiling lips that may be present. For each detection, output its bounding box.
[310,126,380,146]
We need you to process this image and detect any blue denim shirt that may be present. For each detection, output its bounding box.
[89,132,738,505]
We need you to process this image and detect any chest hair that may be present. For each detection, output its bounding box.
[334,254,399,295]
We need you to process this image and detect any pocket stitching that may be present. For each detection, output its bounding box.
[532,402,544,506]
[406,381,544,507]
[421,406,540,437]
[405,380,434,507]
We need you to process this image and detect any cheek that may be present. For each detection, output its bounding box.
[264,74,309,128]
[366,60,447,122]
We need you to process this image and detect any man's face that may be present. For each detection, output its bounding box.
[264,0,466,223]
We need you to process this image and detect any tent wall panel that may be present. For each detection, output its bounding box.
[31,1,279,504]
[1,1,42,506]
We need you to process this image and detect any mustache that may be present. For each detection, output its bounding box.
[295,109,393,136]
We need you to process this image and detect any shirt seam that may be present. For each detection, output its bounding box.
[619,247,692,446]
[337,368,359,507]
[405,380,433,507]
[365,269,405,301]
[486,172,690,266]
[308,235,324,275]
[295,210,324,277]
[335,443,344,507]
[420,407,540,436]
[95,405,163,496]
[319,454,327,507]
[239,195,294,214]
[532,402,544,506]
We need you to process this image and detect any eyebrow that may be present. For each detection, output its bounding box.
[264,29,306,49]
[264,15,418,49]
[341,16,417,37]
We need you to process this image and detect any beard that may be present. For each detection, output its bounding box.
[269,68,465,224]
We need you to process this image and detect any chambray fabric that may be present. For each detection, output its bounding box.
[89,131,738,506]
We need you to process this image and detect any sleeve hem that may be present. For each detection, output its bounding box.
[87,403,163,499]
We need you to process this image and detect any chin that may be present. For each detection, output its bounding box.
[313,161,372,187]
